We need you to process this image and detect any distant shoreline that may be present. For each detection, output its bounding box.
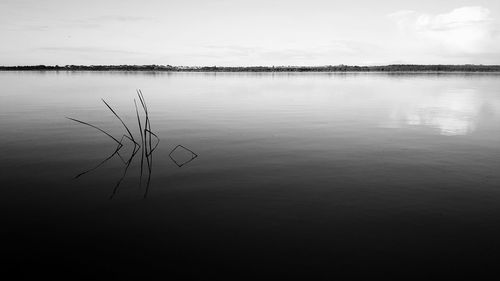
[1,64,500,72]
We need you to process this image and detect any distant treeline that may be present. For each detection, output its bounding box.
[2,64,500,72]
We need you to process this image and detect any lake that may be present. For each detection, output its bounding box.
[2,71,500,278]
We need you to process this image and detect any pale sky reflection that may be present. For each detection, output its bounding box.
[387,89,481,136]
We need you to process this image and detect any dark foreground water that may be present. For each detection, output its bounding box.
[2,71,500,278]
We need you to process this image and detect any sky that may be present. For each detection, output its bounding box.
[1,0,500,66]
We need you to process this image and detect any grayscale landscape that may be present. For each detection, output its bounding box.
[2,0,500,279]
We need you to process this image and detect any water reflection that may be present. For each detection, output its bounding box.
[388,89,482,136]
[169,145,199,167]
[68,91,159,198]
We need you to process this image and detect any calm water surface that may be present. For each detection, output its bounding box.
[2,71,500,277]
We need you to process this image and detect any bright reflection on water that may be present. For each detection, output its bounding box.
[405,89,478,136]
[2,71,500,277]
[385,88,484,136]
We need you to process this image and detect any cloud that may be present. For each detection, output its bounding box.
[4,15,154,32]
[36,46,145,55]
[388,10,419,30]
[389,6,498,55]
[61,15,153,29]
[197,40,383,65]
[89,15,153,23]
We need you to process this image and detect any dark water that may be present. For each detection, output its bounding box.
[2,71,500,278]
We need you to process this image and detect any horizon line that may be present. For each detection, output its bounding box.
[2,64,500,72]
[2,64,500,67]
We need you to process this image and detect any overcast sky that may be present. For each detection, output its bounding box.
[1,0,499,66]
